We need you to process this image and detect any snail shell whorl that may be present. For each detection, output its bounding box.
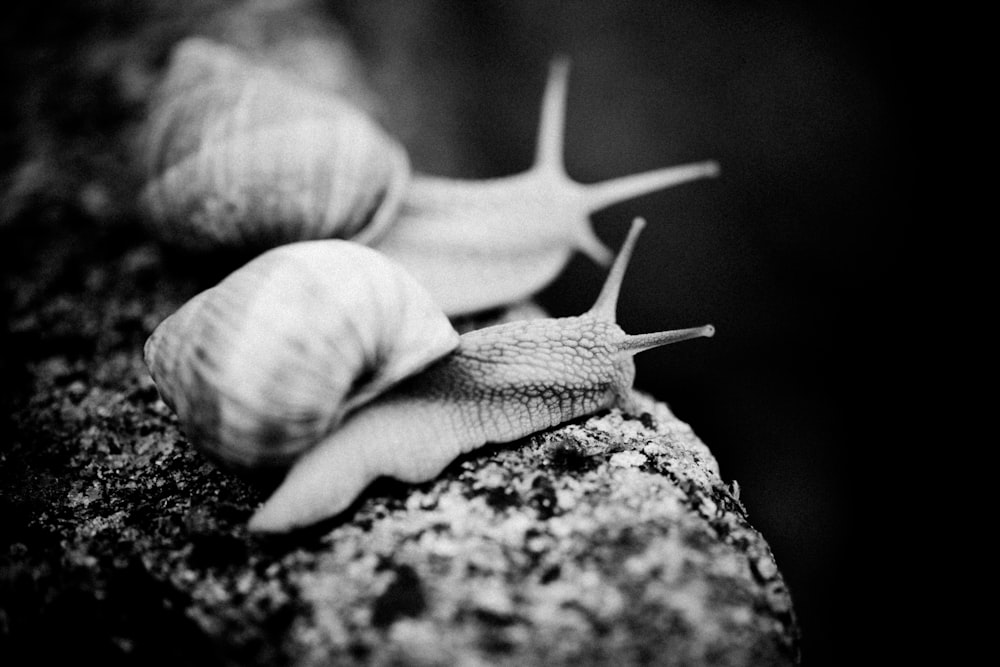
[143,240,459,469]
[204,0,378,107]
[140,37,410,251]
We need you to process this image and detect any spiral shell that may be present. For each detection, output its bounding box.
[144,240,459,469]
[139,37,410,252]
[203,0,378,105]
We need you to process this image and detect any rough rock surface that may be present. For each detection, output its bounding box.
[1,219,799,666]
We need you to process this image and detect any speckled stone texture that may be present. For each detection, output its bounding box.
[1,220,798,666]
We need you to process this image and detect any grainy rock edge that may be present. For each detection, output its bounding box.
[1,223,799,664]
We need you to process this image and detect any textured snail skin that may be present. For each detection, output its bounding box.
[248,219,715,533]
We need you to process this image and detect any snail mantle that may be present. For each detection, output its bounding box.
[2,222,799,665]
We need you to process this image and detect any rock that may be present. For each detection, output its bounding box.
[1,220,798,666]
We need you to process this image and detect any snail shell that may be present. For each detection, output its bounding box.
[201,0,379,107]
[143,240,458,469]
[139,37,410,251]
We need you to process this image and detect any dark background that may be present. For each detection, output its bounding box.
[2,1,914,664]
[333,3,913,664]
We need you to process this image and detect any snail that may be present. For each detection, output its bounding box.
[139,36,719,316]
[139,37,410,251]
[142,218,714,533]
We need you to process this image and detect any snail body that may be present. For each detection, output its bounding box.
[243,218,714,532]
[375,60,719,315]
[140,38,718,315]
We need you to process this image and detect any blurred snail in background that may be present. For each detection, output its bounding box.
[140,38,409,250]
[139,36,719,316]
[144,219,715,532]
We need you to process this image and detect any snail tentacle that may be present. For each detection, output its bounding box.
[377,58,719,314]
